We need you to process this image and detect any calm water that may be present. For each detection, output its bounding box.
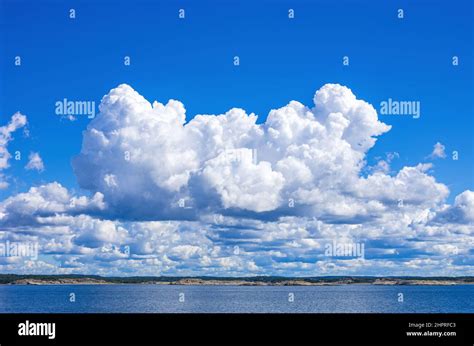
[0,284,472,313]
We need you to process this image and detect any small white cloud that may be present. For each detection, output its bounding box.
[371,152,399,174]
[25,152,45,172]
[429,142,446,159]
[62,115,77,121]
[0,112,28,188]
[0,179,8,190]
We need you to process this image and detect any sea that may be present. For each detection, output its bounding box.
[0,284,472,313]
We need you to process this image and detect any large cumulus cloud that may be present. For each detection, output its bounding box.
[1,83,472,276]
[72,83,443,222]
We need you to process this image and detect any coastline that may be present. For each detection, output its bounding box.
[2,276,473,286]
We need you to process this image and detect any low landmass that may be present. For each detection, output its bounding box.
[0,274,473,286]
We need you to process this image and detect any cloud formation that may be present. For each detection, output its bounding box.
[25,152,45,172]
[1,84,472,276]
[72,84,398,220]
[429,142,446,159]
[0,182,105,227]
[433,190,474,224]
[0,112,27,188]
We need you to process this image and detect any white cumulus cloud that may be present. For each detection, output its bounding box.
[1,84,472,277]
[71,83,401,220]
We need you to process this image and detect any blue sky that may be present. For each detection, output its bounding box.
[0,0,473,276]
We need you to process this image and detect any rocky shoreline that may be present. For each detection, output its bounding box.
[4,276,473,286]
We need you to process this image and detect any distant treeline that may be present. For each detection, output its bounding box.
[0,274,473,284]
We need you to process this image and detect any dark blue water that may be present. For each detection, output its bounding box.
[0,285,472,313]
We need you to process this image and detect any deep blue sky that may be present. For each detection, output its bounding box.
[1,0,473,200]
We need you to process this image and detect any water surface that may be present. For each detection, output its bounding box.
[0,284,472,313]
